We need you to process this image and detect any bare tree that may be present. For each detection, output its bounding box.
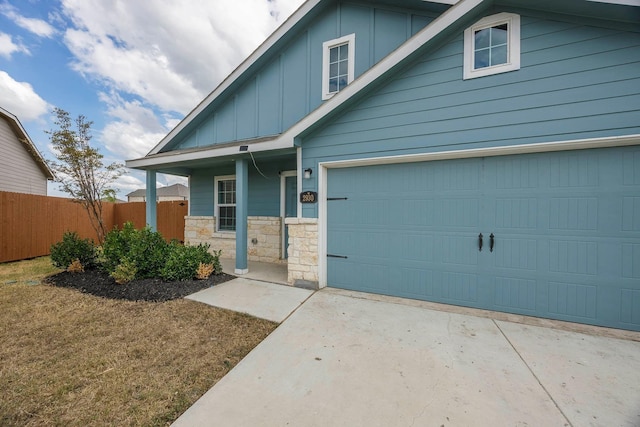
[47,108,125,243]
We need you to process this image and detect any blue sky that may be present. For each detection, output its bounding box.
[0,0,304,198]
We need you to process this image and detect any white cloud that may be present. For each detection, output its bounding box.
[98,93,169,159]
[0,4,56,38]
[60,0,305,115]
[0,31,29,57]
[0,71,49,121]
[101,118,167,160]
[116,173,145,194]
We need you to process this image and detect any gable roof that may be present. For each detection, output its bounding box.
[127,0,640,170]
[142,0,459,159]
[0,107,55,180]
[126,183,189,198]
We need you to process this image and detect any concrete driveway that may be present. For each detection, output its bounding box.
[174,287,640,426]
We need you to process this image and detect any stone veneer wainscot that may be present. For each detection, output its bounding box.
[184,216,285,264]
[284,217,318,286]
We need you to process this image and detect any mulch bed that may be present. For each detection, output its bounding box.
[45,269,236,302]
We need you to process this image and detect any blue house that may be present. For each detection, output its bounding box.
[127,0,640,331]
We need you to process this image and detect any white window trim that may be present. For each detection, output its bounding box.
[463,12,520,80]
[322,33,355,100]
[214,174,236,233]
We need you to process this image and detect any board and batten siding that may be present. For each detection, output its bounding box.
[166,2,436,152]
[0,117,48,195]
[300,14,640,217]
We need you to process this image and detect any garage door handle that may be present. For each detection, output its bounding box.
[490,233,495,252]
[478,233,483,252]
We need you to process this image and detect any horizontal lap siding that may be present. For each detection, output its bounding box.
[300,15,640,220]
[169,2,435,152]
[303,16,640,161]
[0,118,48,195]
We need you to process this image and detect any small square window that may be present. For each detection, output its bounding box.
[464,13,520,80]
[322,34,355,100]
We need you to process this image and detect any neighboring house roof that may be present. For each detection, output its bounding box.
[0,107,55,180]
[126,0,639,170]
[126,183,189,199]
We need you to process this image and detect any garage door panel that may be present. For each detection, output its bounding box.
[548,281,598,320]
[548,240,598,275]
[493,238,538,270]
[396,267,433,297]
[393,268,481,304]
[494,198,539,229]
[549,197,598,231]
[623,150,640,184]
[399,233,437,262]
[327,147,640,331]
[439,271,479,303]
[549,151,600,188]
[622,243,640,278]
[622,197,640,231]
[620,289,640,325]
[328,258,390,293]
[493,277,538,312]
[441,234,479,266]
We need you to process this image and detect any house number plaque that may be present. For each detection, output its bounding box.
[300,191,317,203]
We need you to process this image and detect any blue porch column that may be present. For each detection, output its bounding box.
[145,170,157,231]
[235,159,248,274]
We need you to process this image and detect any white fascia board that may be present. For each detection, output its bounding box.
[127,137,293,169]
[147,0,322,156]
[587,0,640,6]
[276,0,485,145]
[319,134,640,170]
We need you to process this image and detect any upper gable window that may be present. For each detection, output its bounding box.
[322,34,355,100]
[463,13,520,80]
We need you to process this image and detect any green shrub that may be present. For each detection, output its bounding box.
[50,232,97,269]
[110,258,137,284]
[101,223,168,279]
[127,227,169,278]
[101,222,137,273]
[210,249,223,275]
[160,243,216,281]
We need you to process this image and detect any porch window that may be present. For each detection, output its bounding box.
[463,13,520,80]
[322,34,355,100]
[215,176,236,231]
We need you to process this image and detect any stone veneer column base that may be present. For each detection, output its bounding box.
[285,217,318,287]
[184,216,285,264]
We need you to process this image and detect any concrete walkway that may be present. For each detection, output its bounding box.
[176,285,640,427]
[219,258,288,285]
[186,277,313,323]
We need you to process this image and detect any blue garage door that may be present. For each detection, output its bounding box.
[326,146,640,331]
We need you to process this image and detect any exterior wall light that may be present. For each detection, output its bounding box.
[304,168,313,179]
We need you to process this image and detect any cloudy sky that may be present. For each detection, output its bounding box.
[0,0,305,198]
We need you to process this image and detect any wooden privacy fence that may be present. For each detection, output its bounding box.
[0,191,188,263]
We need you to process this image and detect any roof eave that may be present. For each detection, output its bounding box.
[146,0,324,156]
[127,135,294,170]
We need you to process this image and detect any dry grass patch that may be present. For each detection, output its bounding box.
[0,256,61,284]
[0,263,277,426]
